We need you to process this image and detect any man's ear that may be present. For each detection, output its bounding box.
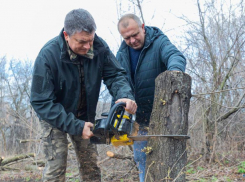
[142,24,145,34]
[63,31,69,41]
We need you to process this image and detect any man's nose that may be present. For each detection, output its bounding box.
[130,37,136,44]
[83,42,91,49]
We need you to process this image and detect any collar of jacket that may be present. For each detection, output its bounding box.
[65,40,94,60]
[58,29,95,62]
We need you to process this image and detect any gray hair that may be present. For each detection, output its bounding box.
[117,14,142,31]
[64,8,96,36]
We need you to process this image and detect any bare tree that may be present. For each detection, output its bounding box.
[0,56,8,154]
[0,58,40,156]
[182,0,245,161]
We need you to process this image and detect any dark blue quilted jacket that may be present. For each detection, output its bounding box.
[116,26,186,127]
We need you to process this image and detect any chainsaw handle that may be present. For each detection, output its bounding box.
[104,102,126,137]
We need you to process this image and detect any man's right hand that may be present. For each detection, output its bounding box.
[115,98,137,114]
[82,122,94,139]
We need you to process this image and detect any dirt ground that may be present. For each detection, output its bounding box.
[1,146,245,182]
[1,163,244,182]
[0,145,139,182]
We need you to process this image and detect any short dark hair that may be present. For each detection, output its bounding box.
[64,8,96,36]
[117,14,142,31]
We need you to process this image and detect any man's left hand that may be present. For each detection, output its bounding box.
[115,98,137,114]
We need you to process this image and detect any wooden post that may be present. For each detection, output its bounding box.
[145,71,191,182]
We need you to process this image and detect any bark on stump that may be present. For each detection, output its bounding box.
[145,71,191,182]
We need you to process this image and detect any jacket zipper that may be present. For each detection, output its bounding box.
[133,43,151,83]
[132,43,151,98]
[83,59,90,122]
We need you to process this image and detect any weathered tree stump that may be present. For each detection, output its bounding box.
[145,71,191,182]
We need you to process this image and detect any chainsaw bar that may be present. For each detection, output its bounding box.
[128,135,190,141]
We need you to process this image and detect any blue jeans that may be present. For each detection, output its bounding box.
[133,129,148,182]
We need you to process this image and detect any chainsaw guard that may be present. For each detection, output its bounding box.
[111,134,134,147]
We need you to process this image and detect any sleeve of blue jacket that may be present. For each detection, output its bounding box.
[30,55,84,136]
[159,34,186,72]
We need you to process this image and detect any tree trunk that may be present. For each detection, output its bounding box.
[145,71,191,182]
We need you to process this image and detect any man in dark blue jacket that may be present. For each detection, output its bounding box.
[30,9,137,182]
[116,14,186,182]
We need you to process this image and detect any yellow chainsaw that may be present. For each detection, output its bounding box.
[90,102,135,146]
[90,102,190,147]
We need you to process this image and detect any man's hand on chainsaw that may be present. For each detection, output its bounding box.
[82,122,94,139]
[115,98,137,114]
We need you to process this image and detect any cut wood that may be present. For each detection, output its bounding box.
[1,153,35,166]
[0,156,4,165]
[19,139,41,143]
[106,151,133,160]
[0,166,20,171]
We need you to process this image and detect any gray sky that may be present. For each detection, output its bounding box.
[0,0,197,61]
